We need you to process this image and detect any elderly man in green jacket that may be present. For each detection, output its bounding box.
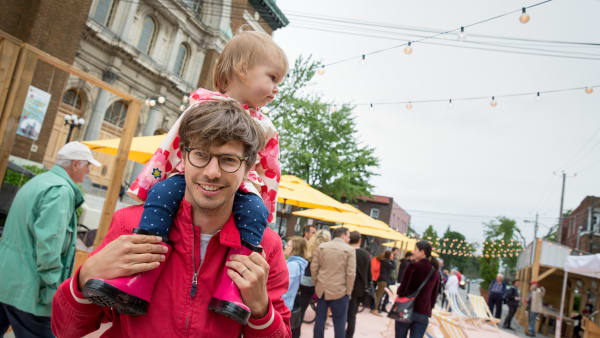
[0,142,100,337]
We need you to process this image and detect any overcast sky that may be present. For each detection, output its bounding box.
[271,0,600,244]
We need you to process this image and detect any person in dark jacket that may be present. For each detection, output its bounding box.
[396,241,441,338]
[396,251,413,283]
[487,273,507,319]
[503,279,521,329]
[346,231,372,338]
[372,251,394,315]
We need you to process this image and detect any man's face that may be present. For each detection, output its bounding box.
[68,160,90,183]
[341,231,350,243]
[497,275,503,283]
[182,140,248,215]
[305,226,316,240]
[515,281,520,288]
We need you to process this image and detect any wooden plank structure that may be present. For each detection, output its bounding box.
[515,238,600,337]
[0,29,143,248]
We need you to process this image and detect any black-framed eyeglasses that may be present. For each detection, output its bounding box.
[184,147,247,173]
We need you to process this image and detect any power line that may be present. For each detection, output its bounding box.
[288,25,600,61]
[346,85,598,107]
[322,0,557,67]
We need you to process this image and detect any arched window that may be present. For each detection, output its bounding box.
[62,89,84,110]
[138,16,157,55]
[93,0,118,26]
[104,100,128,127]
[173,43,190,77]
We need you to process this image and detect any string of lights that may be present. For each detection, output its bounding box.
[325,85,597,111]
[320,0,554,68]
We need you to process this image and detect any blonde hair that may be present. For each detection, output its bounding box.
[306,229,331,261]
[213,31,288,93]
[286,236,308,258]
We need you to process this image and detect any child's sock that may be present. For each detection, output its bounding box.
[139,175,186,237]
[233,190,269,247]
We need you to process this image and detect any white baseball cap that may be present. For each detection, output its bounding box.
[57,142,102,167]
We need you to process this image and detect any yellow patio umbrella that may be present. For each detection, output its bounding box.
[384,239,417,251]
[278,175,355,212]
[293,205,392,230]
[331,224,409,241]
[83,134,166,164]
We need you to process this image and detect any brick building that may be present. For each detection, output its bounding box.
[5,0,287,190]
[345,194,411,233]
[561,195,600,254]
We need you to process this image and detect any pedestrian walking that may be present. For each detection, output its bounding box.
[503,279,521,330]
[373,251,394,315]
[0,142,100,337]
[394,241,440,338]
[526,281,545,337]
[487,273,507,319]
[294,229,331,338]
[282,236,309,336]
[311,227,356,338]
[346,231,372,338]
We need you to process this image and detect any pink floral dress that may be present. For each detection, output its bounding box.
[128,88,280,223]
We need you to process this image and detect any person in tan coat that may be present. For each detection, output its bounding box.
[311,227,356,338]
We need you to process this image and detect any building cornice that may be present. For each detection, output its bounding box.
[248,0,289,30]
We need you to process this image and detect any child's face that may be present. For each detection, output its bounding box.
[232,60,284,108]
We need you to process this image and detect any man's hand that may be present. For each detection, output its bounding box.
[78,234,167,290]
[226,252,270,318]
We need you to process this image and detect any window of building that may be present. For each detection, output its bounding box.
[182,0,202,12]
[62,89,83,109]
[138,16,157,54]
[104,100,128,127]
[173,43,190,77]
[93,0,118,26]
[370,208,380,219]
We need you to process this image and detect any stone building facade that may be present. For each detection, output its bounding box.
[7,0,287,189]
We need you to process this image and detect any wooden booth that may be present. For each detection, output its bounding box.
[515,239,600,337]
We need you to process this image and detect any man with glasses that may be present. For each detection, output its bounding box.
[51,100,291,337]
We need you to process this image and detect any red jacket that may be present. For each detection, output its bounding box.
[51,201,291,337]
[371,257,380,282]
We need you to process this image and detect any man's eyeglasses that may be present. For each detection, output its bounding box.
[184,147,247,173]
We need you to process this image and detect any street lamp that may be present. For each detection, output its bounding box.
[64,113,85,144]
[524,213,539,240]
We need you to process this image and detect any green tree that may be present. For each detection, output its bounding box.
[269,56,380,200]
[422,225,439,244]
[483,217,523,278]
[438,226,476,274]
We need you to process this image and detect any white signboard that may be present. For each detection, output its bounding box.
[16,85,52,141]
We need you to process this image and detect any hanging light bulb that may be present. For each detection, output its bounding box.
[157,96,166,104]
[585,87,594,94]
[406,102,413,110]
[182,95,189,103]
[404,42,413,55]
[519,7,530,24]
[458,26,466,41]
[329,105,336,113]
[179,104,186,111]
[536,92,541,101]
[361,54,366,64]
[490,96,497,107]
[261,106,270,114]
[149,99,156,107]
[369,103,374,112]
[317,67,325,75]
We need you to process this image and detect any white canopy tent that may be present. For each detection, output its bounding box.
[556,254,600,338]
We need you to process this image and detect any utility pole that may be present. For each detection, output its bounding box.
[555,171,576,243]
[534,212,539,240]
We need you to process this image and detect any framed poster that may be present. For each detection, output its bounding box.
[16,85,52,141]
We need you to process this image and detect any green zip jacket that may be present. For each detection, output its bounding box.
[0,165,83,316]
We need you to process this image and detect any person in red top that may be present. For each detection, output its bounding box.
[51,100,291,337]
[396,241,441,338]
